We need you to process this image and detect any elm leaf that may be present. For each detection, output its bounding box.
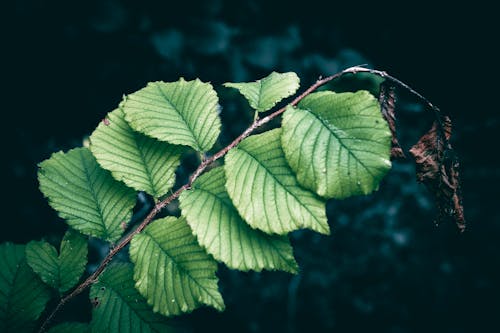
[179,167,298,273]
[130,217,224,317]
[0,243,51,332]
[38,147,137,242]
[90,263,176,332]
[90,107,183,198]
[224,72,300,112]
[123,79,221,152]
[224,129,329,235]
[26,229,88,294]
[282,90,392,199]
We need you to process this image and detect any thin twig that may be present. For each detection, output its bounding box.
[37,65,439,332]
[343,67,451,148]
[343,67,440,112]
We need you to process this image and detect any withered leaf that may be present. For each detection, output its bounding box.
[409,116,466,232]
[379,82,405,159]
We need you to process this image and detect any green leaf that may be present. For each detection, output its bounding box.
[58,230,88,290]
[26,229,88,294]
[47,322,90,333]
[224,72,300,112]
[179,167,298,273]
[282,90,392,199]
[38,147,137,243]
[0,243,51,332]
[90,107,184,198]
[123,78,221,152]
[130,217,224,317]
[224,129,329,235]
[90,263,176,333]
[25,241,59,289]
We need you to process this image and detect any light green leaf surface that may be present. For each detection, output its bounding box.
[38,147,137,243]
[90,263,176,333]
[90,108,183,198]
[224,72,300,112]
[282,91,392,199]
[179,167,298,273]
[26,229,88,294]
[0,243,51,332]
[224,129,329,235]
[130,217,224,317]
[47,322,90,333]
[123,79,221,152]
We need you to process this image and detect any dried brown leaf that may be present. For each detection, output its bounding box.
[379,83,405,159]
[409,116,466,232]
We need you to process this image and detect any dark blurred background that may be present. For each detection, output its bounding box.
[1,1,498,332]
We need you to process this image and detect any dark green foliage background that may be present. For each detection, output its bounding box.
[1,1,497,332]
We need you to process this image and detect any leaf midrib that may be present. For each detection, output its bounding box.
[235,145,324,225]
[256,78,265,110]
[40,243,62,291]
[133,132,157,197]
[187,186,297,272]
[301,108,377,178]
[103,282,160,330]
[79,150,110,239]
[143,230,220,306]
[154,83,201,151]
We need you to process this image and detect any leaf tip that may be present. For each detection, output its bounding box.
[320,224,332,236]
[287,260,300,275]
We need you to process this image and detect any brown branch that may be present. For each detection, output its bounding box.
[344,67,440,112]
[343,66,452,149]
[37,65,441,332]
